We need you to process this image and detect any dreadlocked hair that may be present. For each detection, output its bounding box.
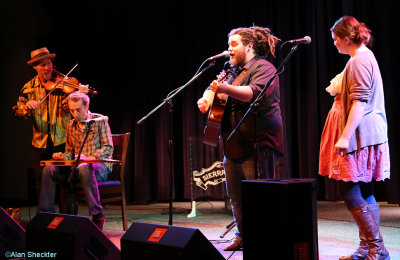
[228,26,281,58]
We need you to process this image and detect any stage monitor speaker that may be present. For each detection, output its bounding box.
[0,207,26,258]
[26,212,120,260]
[242,179,318,260]
[121,222,225,260]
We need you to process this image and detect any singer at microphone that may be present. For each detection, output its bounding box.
[196,25,284,252]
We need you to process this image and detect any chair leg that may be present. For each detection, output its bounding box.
[122,190,128,231]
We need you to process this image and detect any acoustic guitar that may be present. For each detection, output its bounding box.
[203,67,248,146]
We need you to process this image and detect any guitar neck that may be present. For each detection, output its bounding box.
[203,68,248,147]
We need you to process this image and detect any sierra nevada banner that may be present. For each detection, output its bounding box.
[193,161,225,190]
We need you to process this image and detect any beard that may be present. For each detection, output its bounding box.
[42,70,53,82]
[230,50,246,67]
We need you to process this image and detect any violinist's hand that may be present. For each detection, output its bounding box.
[79,84,89,93]
[52,152,66,160]
[334,137,350,156]
[26,100,40,110]
[197,98,210,114]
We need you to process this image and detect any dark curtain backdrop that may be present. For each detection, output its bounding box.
[1,0,399,205]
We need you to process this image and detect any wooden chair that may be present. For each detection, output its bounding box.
[60,132,130,231]
[98,132,130,231]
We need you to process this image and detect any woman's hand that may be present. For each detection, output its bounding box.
[334,137,350,156]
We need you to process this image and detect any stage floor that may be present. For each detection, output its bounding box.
[16,200,400,259]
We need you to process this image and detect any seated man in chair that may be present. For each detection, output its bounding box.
[38,92,113,231]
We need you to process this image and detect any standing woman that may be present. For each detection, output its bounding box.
[320,16,390,259]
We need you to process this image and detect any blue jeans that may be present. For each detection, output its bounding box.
[223,146,279,238]
[38,163,109,216]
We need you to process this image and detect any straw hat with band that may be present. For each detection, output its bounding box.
[27,47,56,66]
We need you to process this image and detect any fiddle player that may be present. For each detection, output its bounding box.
[197,26,284,251]
[38,91,113,231]
[12,47,89,201]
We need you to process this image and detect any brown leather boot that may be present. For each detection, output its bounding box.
[348,203,390,260]
[339,238,368,260]
[223,236,243,251]
[339,204,381,260]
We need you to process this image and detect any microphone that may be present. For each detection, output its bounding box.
[207,51,230,61]
[284,36,312,45]
[80,116,108,123]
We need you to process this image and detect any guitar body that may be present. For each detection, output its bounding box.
[203,97,226,146]
[203,68,247,146]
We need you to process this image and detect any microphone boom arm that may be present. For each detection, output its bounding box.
[136,61,216,125]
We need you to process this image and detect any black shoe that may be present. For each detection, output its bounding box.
[92,213,105,231]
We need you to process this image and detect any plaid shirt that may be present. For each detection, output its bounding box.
[12,75,71,148]
[65,111,114,172]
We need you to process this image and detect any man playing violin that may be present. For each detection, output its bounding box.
[12,47,89,202]
[197,26,284,251]
[38,91,113,231]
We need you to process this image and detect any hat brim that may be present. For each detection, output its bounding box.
[27,53,56,65]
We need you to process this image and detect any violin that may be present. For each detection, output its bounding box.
[42,70,98,96]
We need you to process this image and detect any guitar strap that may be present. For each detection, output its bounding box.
[230,68,248,86]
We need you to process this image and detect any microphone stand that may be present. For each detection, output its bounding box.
[226,44,299,142]
[137,61,216,225]
[68,120,95,215]
[220,221,235,238]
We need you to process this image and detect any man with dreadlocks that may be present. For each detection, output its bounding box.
[197,26,284,251]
